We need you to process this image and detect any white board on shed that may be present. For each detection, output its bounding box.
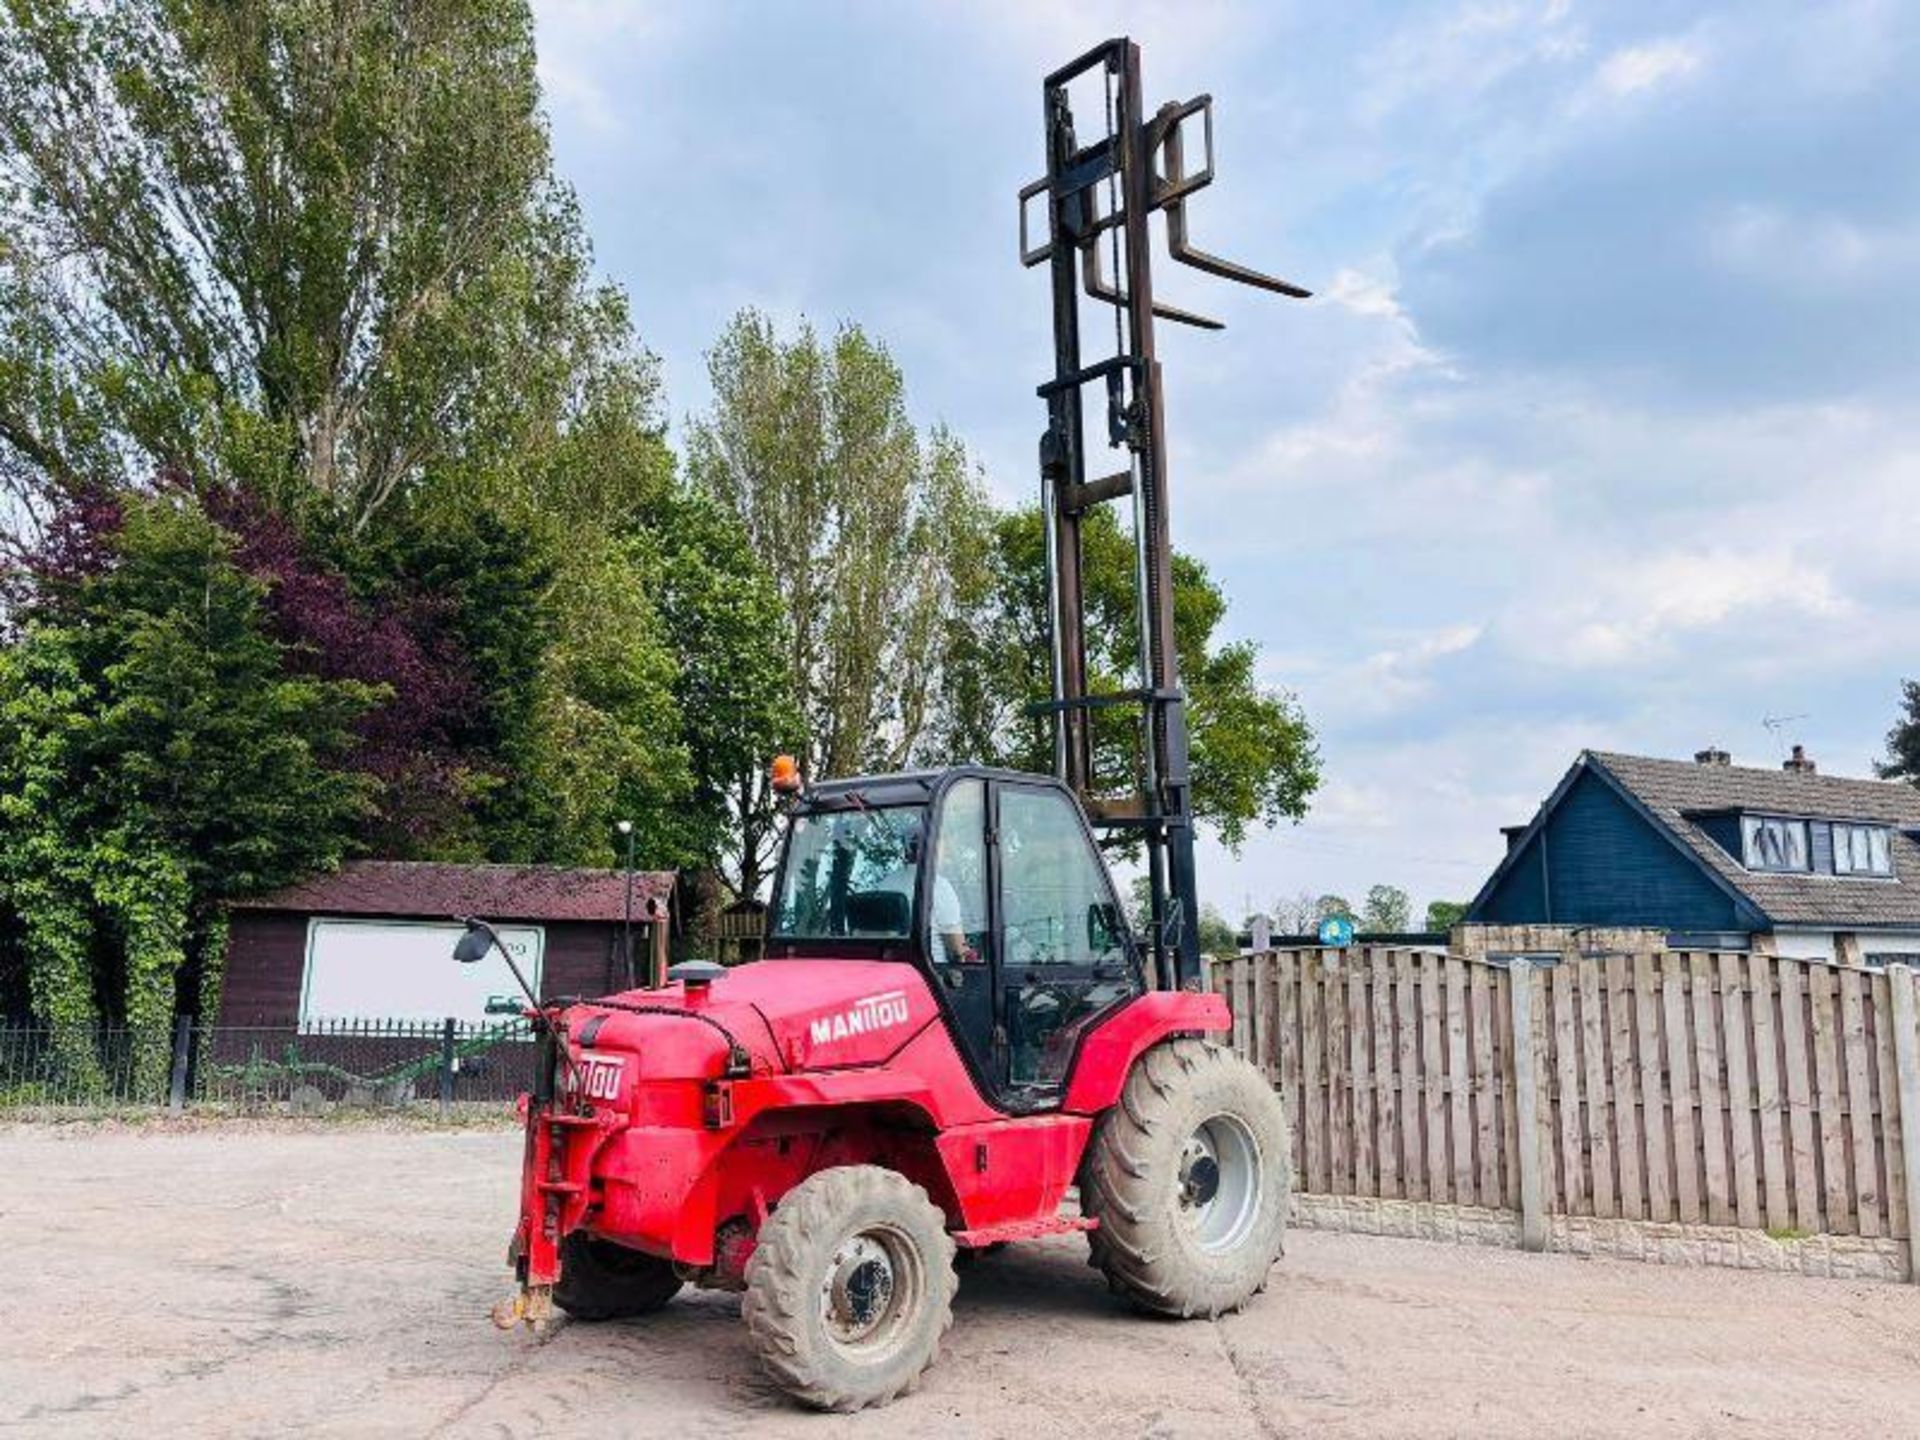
[300,919,544,1026]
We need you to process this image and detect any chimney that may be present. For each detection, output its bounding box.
[1695,747,1731,767]
[1783,744,1816,775]
[1501,824,1529,854]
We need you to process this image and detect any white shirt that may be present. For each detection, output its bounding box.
[875,867,964,933]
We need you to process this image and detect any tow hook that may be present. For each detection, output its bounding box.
[491,1283,555,1333]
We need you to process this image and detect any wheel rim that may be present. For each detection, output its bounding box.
[819,1224,922,1355]
[1178,1114,1263,1253]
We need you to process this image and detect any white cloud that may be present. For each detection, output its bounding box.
[1526,549,1850,668]
[1324,268,1407,321]
[532,1,682,135]
[1319,624,1487,722]
[1594,37,1703,97]
[1358,1,1587,127]
[1707,204,1920,285]
[956,0,1253,80]
[1312,777,1400,831]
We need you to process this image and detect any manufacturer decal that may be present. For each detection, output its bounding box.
[808,990,912,1047]
[565,1052,626,1102]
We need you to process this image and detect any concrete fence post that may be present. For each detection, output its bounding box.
[1508,960,1546,1251]
[1888,964,1920,1285]
[439,1017,458,1117]
[167,1014,193,1114]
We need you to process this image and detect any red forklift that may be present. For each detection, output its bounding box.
[467,38,1310,1411]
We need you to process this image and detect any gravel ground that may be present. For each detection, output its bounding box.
[3,1123,1918,1438]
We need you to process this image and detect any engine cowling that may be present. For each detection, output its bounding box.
[561,959,942,1085]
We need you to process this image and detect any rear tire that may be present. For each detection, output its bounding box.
[742,1165,957,1412]
[1080,1037,1291,1318]
[552,1233,683,1321]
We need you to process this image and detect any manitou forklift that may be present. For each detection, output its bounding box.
[466,38,1310,1411]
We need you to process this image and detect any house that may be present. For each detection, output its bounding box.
[1467,746,1920,964]
[217,861,676,1027]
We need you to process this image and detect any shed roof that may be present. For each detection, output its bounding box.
[1589,752,1920,928]
[234,861,675,925]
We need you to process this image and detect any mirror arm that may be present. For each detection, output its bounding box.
[457,916,588,1100]
[460,916,544,1017]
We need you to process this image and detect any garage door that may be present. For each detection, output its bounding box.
[299,919,545,1027]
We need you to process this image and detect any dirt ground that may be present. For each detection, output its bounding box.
[4,1123,1919,1439]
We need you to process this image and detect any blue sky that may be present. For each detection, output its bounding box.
[533,1,1920,921]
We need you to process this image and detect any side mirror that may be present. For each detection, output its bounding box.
[452,920,496,964]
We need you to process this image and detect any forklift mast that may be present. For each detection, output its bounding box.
[1020,38,1307,993]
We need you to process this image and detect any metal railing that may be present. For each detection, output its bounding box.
[0,1017,539,1114]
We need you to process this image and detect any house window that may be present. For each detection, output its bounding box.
[1487,952,1561,970]
[1833,824,1894,877]
[1866,952,1920,970]
[1742,815,1810,872]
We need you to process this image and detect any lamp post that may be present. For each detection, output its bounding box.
[616,819,636,990]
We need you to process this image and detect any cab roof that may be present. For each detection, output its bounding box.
[798,764,1064,810]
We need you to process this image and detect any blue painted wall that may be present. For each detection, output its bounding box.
[1472,767,1746,930]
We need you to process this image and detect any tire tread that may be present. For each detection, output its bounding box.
[742,1165,956,1412]
[1082,1038,1292,1318]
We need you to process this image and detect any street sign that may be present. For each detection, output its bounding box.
[1317,915,1355,949]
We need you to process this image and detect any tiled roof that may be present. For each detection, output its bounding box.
[1589,752,1920,928]
[234,861,675,924]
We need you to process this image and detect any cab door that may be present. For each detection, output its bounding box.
[990,780,1141,1102]
[924,777,998,1084]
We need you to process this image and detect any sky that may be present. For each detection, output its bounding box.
[531,0,1920,924]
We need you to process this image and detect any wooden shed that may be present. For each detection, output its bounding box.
[217,861,676,1027]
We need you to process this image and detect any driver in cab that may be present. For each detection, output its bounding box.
[874,816,981,966]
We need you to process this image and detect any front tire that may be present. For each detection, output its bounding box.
[1080,1037,1291,1318]
[552,1232,683,1321]
[742,1165,957,1412]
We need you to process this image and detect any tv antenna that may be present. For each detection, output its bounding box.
[1761,712,1810,758]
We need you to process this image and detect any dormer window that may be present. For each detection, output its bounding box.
[1742,815,1809,871]
[1833,823,1894,877]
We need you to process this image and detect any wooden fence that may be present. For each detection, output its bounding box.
[1211,946,1920,1274]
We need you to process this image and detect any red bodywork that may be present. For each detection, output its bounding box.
[509,958,1228,1288]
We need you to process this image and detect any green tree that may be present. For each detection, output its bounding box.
[0,0,735,881]
[1880,681,1920,785]
[686,310,993,887]
[1314,894,1354,925]
[644,484,800,897]
[1360,884,1412,933]
[951,504,1319,851]
[0,495,371,1084]
[0,0,587,528]
[1196,904,1239,959]
[1424,899,1469,932]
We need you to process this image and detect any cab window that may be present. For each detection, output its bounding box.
[929,779,989,963]
[999,786,1126,969]
[997,784,1133,1092]
[770,805,924,939]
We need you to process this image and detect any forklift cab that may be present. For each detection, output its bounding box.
[763,765,1144,1108]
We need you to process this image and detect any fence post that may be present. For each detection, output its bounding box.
[1508,960,1546,1252]
[439,1017,457,1117]
[167,1014,193,1114]
[1888,964,1920,1285]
